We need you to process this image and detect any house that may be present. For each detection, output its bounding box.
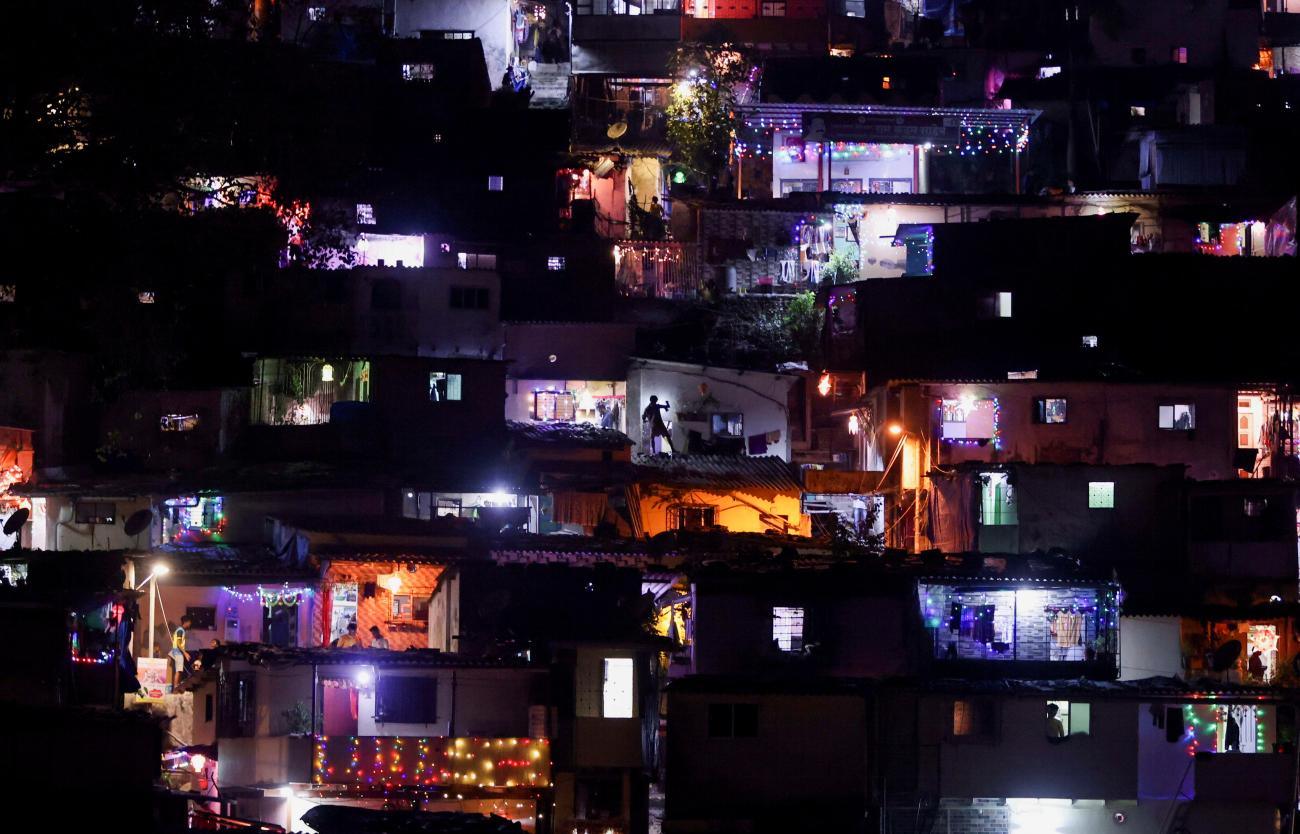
[503,321,636,434]
[429,561,667,834]
[628,454,810,537]
[626,357,799,460]
[663,676,870,834]
[875,677,1297,834]
[210,645,551,831]
[504,421,634,535]
[0,425,34,549]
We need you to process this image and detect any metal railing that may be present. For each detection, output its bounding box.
[614,241,706,299]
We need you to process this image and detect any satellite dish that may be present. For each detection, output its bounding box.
[606,121,628,140]
[3,508,29,537]
[123,508,155,538]
[1211,640,1243,672]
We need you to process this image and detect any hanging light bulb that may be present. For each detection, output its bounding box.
[321,363,335,382]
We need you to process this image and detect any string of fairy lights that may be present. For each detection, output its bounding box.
[315,736,551,790]
[222,582,314,609]
[734,122,1032,159]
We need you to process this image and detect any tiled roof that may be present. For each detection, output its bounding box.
[135,544,317,584]
[632,454,801,492]
[507,420,634,449]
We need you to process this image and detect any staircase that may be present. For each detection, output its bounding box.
[528,62,571,108]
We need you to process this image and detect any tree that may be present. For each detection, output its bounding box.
[822,251,860,285]
[782,291,825,365]
[666,43,752,183]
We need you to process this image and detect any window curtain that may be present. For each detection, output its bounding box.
[553,492,610,528]
[930,472,977,552]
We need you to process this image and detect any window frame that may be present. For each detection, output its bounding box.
[772,606,806,653]
[449,286,490,310]
[707,703,759,738]
[1158,403,1197,431]
[1047,699,1091,737]
[950,698,996,741]
[672,504,715,531]
[601,657,635,718]
[74,501,117,525]
[1087,481,1115,510]
[376,674,439,725]
[428,372,463,402]
[1034,397,1068,425]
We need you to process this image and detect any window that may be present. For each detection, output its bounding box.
[0,285,14,303]
[185,606,217,630]
[1158,403,1196,430]
[75,502,116,525]
[1088,481,1115,509]
[979,472,1018,526]
[402,64,437,82]
[772,606,805,652]
[828,289,857,336]
[997,291,1013,317]
[137,291,156,304]
[1082,335,1098,348]
[377,675,438,724]
[160,414,199,432]
[760,1,785,15]
[1034,398,1068,424]
[456,253,497,271]
[371,279,402,310]
[673,505,715,530]
[880,75,891,90]
[952,699,994,738]
[219,671,257,737]
[1129,106,1145,118]
[602,658,634,718]
[433,133,443,143]
[307,6,326,21]
[708,703,759,738]
[941,397,997,441]
[1172,46,1188,64]
[356,203,376,225]
[547,256,566,271]
[488,176,504,192]
[450,286,490,309]
[392,594,413,618]
[534,390,577,422]
[1244,497,1269,517]
[710,413,744,438]
[429,372,462,402]
[1047,700,1091,736]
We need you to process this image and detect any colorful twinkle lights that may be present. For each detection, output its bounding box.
[314,736,552,790]
[223,582,314,609]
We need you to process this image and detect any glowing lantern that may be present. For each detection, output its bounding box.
[321,363,335,382]
[817,374,831,397]
[377,573,403,594]
[848,414,860,435]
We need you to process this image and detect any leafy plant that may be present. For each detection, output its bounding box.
[782,291,824,364]
[822,251,860,285]
[666,43,752,182]
[282,701,312,736]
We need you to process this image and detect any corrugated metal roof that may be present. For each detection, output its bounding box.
[507,420,634,449]
[632,454,801,492]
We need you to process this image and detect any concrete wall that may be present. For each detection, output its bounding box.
[631,485,810,537]
[917,695,1139,800]
[221,489,388,543]
[137,583,317,660]
[665,689,868,824]
[1119,616,1182,681]
[627,360,796,461]
[355,667,542,737]
[908,382,1235,481]
[30,495,159,551]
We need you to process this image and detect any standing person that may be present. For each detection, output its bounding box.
[647,196,665,240]
[369,626,390,650]
[1045,703,1065,738]
[333,622,362,648]
[170,615,193,688]
[642,395,675,454]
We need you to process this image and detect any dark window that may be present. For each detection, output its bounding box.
[205,693,214,723]
[708,703,759,738]
[377,675,438,724]
[760,1,785,15]
[450,286,490,310]
[674,506,715,530]
[75,502,116,525]
[186,606,217,630]
[952,699,995,739]
[262,602,299,647]
[1165,706,1184,743]
[219,671,257,737]
[413,596,430,621]
[371,279,402,310]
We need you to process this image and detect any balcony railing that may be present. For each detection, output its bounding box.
[313,735,551,789]
[614,241,706,299]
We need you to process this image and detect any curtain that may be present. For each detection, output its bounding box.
[930,473,977,552]
[553,492,610,528]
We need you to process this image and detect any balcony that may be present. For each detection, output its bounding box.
[614,241,706,300]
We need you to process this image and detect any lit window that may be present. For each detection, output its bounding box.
[1037,65,1062,79]
[940,397,997,441]
[673,506,715,530]
[356,203,376,225]
[1047,700,1091,737]
[307,6,326,21]
[1088,481,1115,509]
[433,133,443,143]
[1082,335,1098,348]
[952,699,992,737]
[1172,46,1187,64]
[547,256,566,271]
[1158,403,1196,430]
[1035,398,1068,424]
[979,472,1018,526]
[881,75,891,90]
[533,390,576,421]
[488,176,504,192]
[456,253,497,271]
[1129,106,1145,117]
[160,414,200,432]
[710,413,744,438]
[402,64,437,82]
[429,372,462,402]
[760,1,786,16]
[1243,497,1269,517]
[138,291,156,304]
[602,658,634,718]
[772,606,805,652]
[997,291,1013,318]
[0,285,14,303]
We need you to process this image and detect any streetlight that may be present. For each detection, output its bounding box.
[135,563,170,658]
